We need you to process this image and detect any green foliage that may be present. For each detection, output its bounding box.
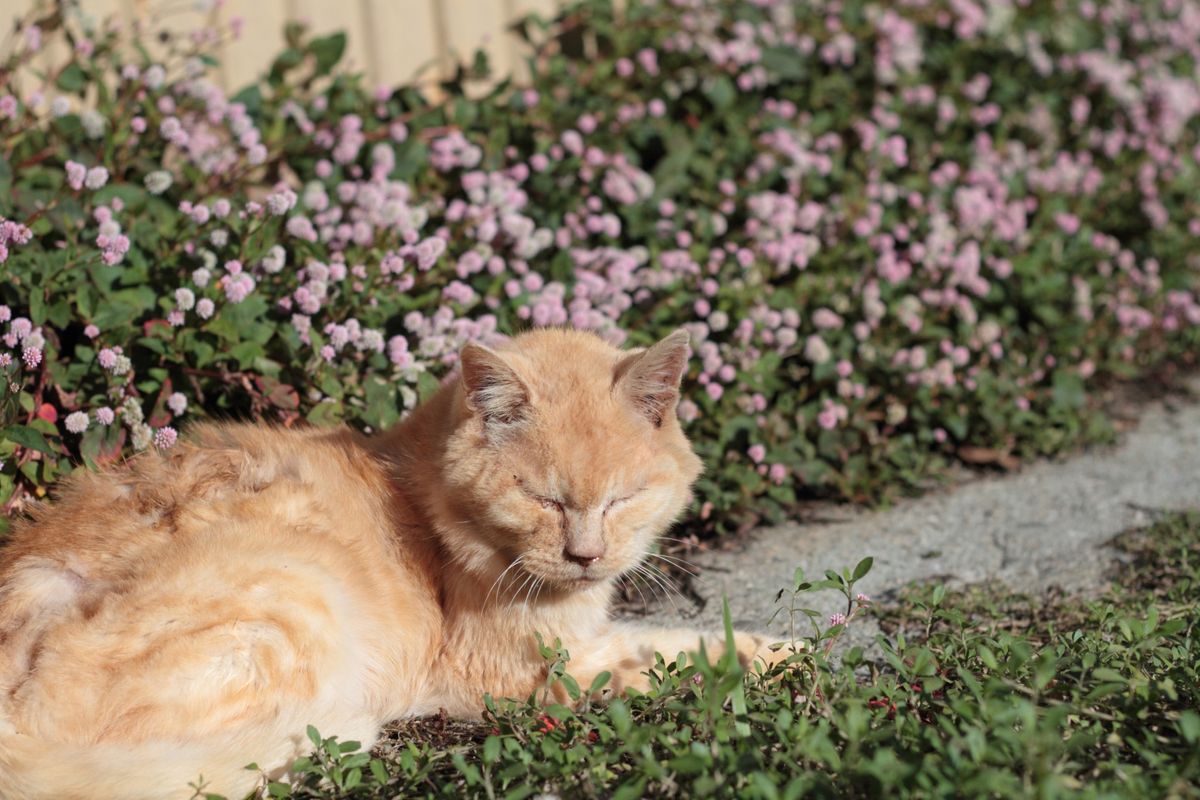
[206,513,1199,799]
[2,0,1199,536]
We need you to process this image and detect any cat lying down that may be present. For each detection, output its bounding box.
[0,328,780,799]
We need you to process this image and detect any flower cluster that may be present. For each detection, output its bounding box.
[0,0,1198,531]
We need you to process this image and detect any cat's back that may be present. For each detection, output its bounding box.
[0,422,442,745]
[0,421,445,778]
[1,422,407,577]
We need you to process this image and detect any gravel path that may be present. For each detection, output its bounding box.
[636,378,1200,647]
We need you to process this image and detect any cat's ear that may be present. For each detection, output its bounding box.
[459,343,530,427]
[614,328,691,427]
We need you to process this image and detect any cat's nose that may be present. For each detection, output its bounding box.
[564,544,605,567]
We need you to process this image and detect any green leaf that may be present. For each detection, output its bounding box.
[483,734,500,764]
[306,725,322,748]
[852,556,873,581]
[1179,711,1200,744]
[231,84,263,114]
[1052,370,1086,409]
[5,425,54,455]
[57,63,87,93]
[1091,667,1127,684]
[706,75,736,109]
[588,670,612,694]
[309,32,347,75]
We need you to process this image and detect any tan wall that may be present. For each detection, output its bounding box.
[10,0,572,92]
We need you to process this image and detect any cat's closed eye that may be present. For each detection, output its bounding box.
[604,487,646,513]
[537,496,563,513]
[513,476,565,512]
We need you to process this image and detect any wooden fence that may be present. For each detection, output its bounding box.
[8,0,576,91]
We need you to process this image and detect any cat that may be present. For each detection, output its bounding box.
[0,328,778,799]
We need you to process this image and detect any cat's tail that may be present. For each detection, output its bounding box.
[0,724,293,800]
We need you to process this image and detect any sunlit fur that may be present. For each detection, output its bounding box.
[0,328,776,799]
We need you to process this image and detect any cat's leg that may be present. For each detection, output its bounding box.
[564,622,790,697]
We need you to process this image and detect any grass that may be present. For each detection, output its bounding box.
[201,513,1200,800]
[206,511,1200,799]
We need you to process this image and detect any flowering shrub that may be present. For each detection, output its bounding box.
[1,0,1198,533]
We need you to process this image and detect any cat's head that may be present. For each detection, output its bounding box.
[438,328,703,595]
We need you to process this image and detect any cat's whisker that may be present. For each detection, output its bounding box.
[484,556,525,608]
[642,559,691,593]
[520,573,542,615]
[647,552,700,577]
[640,560,692,613]
[630,562,683,615]
[510,571,536,611]
[623,569,651,611]
[641,570,684,617]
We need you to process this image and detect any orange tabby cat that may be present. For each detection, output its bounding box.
[0,328,776,799]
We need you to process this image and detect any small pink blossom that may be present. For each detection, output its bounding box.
[65,411,89,434]
[65,161,87,191]
[167,393,188,415]
[153,426,178,450]
[84,166,109,190]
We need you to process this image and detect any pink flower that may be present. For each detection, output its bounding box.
[266,189,297,216]
[416,237,446,270]
[96,407,115,426]
[1055,212,1080,235]
[829,613,847,626]
[65,411,89,434]
[805,335,832,364]
[768,463,788,484]
[223,274,255,303]
[65,161,87,191]
[84,166,109,190]
[748,444,766,464]
[98,348,117,369]
[167,393,188,415]
[153,427,178,450]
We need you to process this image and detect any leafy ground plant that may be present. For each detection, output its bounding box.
[2,0,1200,535]
[202,512,1199,799]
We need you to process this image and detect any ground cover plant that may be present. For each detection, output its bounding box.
[1,0,1199,534]
[196,510,1200,799]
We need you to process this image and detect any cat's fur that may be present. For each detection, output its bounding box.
[0,328,775,799]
